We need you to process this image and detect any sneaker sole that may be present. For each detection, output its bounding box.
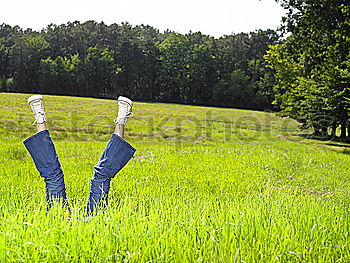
[117,96,132,106]
[28,95,43,104]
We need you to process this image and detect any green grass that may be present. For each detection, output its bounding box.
[0,93,349,262]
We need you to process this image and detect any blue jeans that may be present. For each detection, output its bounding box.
[23,130,136,213]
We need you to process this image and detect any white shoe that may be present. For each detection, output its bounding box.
[28,95,46,125]
[115,96,132,125]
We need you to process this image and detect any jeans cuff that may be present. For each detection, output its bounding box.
[112,134,136,153]
[23,129,50,145]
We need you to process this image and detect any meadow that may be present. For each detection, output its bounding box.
[0,93,349,262]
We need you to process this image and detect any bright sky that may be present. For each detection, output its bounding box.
[1,0,286,38]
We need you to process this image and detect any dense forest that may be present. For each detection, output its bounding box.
[0,22,279,109]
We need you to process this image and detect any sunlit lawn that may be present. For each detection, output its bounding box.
[0,93,349,262]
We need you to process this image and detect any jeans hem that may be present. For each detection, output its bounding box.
[23,129,49,145]
[112,134,136,153]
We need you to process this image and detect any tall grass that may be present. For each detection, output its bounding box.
[0,93,349,262]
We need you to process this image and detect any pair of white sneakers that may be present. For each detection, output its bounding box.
[28,95,133,125]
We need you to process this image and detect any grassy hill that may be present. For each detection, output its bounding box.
[0,93,349,262]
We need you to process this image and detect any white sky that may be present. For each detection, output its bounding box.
[1,0,286,38]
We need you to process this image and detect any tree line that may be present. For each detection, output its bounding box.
[266,0,350,139]
[2,0,348,139]
[0,22,279,109]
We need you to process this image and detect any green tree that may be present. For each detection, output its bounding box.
[267,0,350,137]
[158,33,191,102]
[11,35,50,92]
[38,54,80,95]
[78,47,120,97]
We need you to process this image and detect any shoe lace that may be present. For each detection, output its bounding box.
[118,102,132,117]
[30,100,45,125]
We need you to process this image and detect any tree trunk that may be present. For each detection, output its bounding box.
[340,123,347,138]
[313,128,320,136]
[331,122,337,138]
[321,126,328,139]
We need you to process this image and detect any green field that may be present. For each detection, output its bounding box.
[0,93,349,262]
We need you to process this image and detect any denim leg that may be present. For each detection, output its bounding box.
[87,134,136,213]
[23,130,67,208]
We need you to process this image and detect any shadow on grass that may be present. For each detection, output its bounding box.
[341,149,350,155]
[293,133,350,154]
[295,133,350,143]
[325,143,350,149]
[294,133,335,141]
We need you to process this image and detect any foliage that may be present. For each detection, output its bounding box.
[39,54,81,94]
[0,22,280,109]
[266,0,350,137]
